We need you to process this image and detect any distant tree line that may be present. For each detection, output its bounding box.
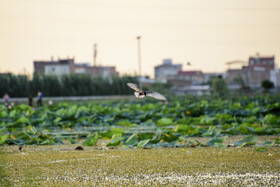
[0,73,139,97]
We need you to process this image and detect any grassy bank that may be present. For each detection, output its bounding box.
[1,143,279,186]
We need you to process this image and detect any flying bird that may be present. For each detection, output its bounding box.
[126,83,167,101]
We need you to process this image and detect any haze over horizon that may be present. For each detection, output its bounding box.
[0,0,280,77]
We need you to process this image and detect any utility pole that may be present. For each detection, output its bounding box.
[93,43,97,66]
[137,36,142,88]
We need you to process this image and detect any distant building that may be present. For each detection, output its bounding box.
[87,66,118,79]
[171,85,210,96]
[247,55,278,87]
[154,59,226,87]
[154,59,182,82]
[177,70,204,84]
[74,63,90,74]
[167,70,204,86]
[225,69,247,86]
[225,54,279,88]
[203,73,225,83]
[34,58,118,78]
[34,58,74,76]
[139,76,156,87]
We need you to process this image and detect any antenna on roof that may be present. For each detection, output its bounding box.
[93,43,97,66]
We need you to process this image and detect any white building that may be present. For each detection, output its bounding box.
[34,58,118,78]
[171,85,210,96]
[154,59,182,82]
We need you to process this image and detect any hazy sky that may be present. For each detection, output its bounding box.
[0,0,280,77]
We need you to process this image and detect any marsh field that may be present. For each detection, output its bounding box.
[1,141,280,186]
[0,95,280,186]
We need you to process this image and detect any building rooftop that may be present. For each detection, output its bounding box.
[75,63,90,67]
[178,70,203,75]
[34,58,74,64]
[249,56,274,60]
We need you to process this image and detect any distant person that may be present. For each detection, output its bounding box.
[3,93,10,106]
[28,95,33,107]
[37,91,43,106]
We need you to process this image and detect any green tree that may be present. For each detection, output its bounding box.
[211,76,228,97]
[0,72,141,97]
[232,75,250,95]
[261,80,274,92]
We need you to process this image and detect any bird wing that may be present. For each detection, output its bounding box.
[127,83,142,92]
[145,91,167,100]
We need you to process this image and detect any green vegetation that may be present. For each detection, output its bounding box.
[261,79,275,92]
[1,95,280,148]
[1,95,280,185]
[0,73,139,97]
[211,76,228,97]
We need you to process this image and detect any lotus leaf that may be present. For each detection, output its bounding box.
[137,133,154,141]
[202,126,222,137]
[0,110,8,118]
[200,116,215,125]
[214,142,227,148]
[206,137,226,146]
[157,118,173,126]
[16,116,30,125]
[107,134,124,146]
[150,134,161,144]
[101,128,124,139]
[137,139,150,148]
[68,138,78,144]
[234,135,257,147]
[124,133,138,146]
[116,120,137,127]
[82,132,99,146]
[273,138,280,145]
[9,110,16,118]
[256,147,267,152]
[161,132,178,142]
[0,134,9,144]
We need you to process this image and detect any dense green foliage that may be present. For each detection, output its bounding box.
[261,79,274,91]
[211,77,228,97]
[0,73,138,97]
[0,95,280,147]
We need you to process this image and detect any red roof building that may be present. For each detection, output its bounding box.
[225,54,279,88]
[177,70,204,84]
[247,56,278,87]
